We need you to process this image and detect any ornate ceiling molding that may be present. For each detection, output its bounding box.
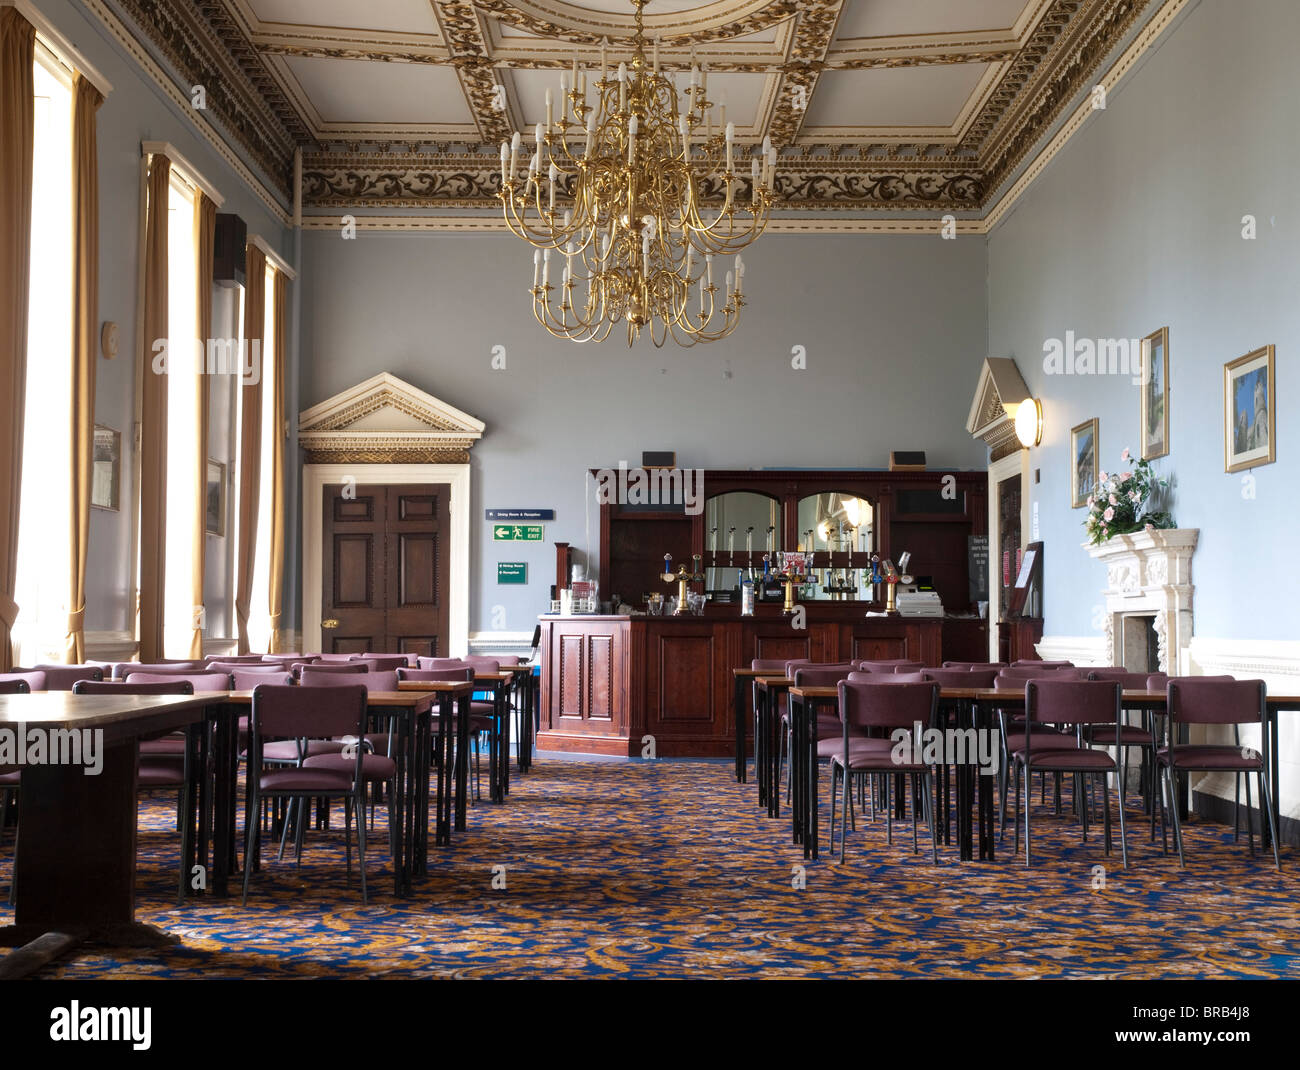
[767,0,841,149]
[435,1,515,144]
[477,0,800,46]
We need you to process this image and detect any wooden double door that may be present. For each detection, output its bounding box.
[321,483,449,658]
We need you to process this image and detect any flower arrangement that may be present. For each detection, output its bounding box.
[1084,448,1175,545]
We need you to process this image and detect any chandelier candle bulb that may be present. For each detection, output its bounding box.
[533,248,541,288]
[510,131,521,178]
[500,141,508,179]
[619,64,627,110]
[546,89,553,129]
[705,254,714,287]
[653,35,660,74]
[601,37,608,80]
[726,122,734,170]
[542,247,551,287]
[548,162,557,209]
[700,65,708,95]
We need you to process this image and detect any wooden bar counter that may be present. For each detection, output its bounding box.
[537,605,943,757]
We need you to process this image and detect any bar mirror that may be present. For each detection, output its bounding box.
[703,491,781,599]
[796,492,874,599]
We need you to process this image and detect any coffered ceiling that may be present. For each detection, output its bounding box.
[108,0,1159,217]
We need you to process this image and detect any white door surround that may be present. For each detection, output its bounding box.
[1086,528,1199,675]
[298,374,485,657]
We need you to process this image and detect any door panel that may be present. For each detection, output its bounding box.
[321,483,450,656]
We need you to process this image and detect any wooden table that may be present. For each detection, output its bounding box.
[732,668,785,784]
[0,692,219,947]
[227,688,447,895]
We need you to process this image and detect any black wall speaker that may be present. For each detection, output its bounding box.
[641,451,676,469]
[214,213,246,289]
[889,450,927,471]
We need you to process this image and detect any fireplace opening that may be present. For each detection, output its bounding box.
[1121,614,1159,674]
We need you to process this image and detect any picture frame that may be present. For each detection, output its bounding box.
[206,459,227,536]
[1224,345,1276,473]
[1070,418,1099,509]
[1140,326,1169,460]
[91,425,120,511]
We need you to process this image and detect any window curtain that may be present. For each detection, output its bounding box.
[268,269,289,653]
[67,74,103,664]
[0,9,35,671]
[190,194,215,658]
[138,154,170,662]
[234,244,266,653]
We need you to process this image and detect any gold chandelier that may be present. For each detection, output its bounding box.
[498,0,776,346]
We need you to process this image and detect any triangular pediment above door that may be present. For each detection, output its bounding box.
[298,372,485,463]
[966,357,1030,460]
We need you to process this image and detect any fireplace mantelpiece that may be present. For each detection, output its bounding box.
[1086,529,1199,674]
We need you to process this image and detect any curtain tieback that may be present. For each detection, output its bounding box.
[66,607,86,633]
[0,594,19,631]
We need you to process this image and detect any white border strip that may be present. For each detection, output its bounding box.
[299,214,988,235]
[250,233,297,280]
[142,140,225,208]
[2,0,113,95]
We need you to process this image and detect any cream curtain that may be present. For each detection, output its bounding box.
[0,9,35,671]
[67,74,104,664]
[190,194,216,658]
[268,269,289,652]
[234,244,266,653]
[138,154,170,662]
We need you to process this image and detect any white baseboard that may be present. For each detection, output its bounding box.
[468,630,535,660]
[1035,636,1108,665]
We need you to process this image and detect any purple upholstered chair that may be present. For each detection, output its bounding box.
[829,680,940,863]
[26,664,104,689]
[0,671,44,691]
[1011,678,1127,868]
[1158,678,1279,869]
[243,684,377,903]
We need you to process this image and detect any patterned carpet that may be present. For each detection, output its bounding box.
[4,758,1297,979]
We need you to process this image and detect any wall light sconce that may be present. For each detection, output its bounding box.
[1015,398,1043,448]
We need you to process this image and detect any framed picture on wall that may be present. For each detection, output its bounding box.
[91,425,120,511]
[206,459,227,536]
[1140,326,1169,460]
[1070,418,1098,508]
[1224,345,1276,473]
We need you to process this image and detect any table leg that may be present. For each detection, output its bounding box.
[769,694,783,820]
[755,683,767,807]
[455,692,471,831]
[790,693,803,845]
[501,683,512,798]
[734,676,747,783]
[806,698,819,860]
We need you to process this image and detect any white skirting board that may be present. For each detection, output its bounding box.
[1038,634,1299,822]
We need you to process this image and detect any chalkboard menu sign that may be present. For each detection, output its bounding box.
[967,535,989,602]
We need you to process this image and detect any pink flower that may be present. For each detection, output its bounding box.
[1121,448,1131,462]
[1121,471,1133,481]
[1144,523,1154,532]
[1108,493,1118,506]
[1099,471,1109,483]
[1086,495,1094,507]
[1103,507,1115,522]
[1129,490,1140,501]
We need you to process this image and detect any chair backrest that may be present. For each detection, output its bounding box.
[206,654,268,664]
[30,664,104,689]
[315,653,359,662]
[792,665,854,688]
[207,662,283,677]
[1167,678,1265,726]
[418,657,467,670]
[74,679,195,695]
[1025,678,1120,726]
[1013,660,1073,668]
[889,672,930,683]
[294,662,366,677]
[462,656,501,674]
[251,683,367,739]
[922,667,999,689]
[0,670,45,691]
[351,654,412,672]
[750,658,787,672]
[397,666,474,683]
[1086,669,1152,689]
[490,655,522,666]
[999,664,1080,679]
[0,679,31,694]
[232,668,293,689]
[1146,672,1169,692]
[265,654,314,665]
[127,671,233,692]
[838,679,939,731]
[942,661,1007,671]
[111,661,208,680]
[298,668,398,691]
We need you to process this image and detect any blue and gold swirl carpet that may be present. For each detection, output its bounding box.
[4,759,1296,978]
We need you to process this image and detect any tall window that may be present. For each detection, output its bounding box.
[162,172,200,657]
[13,46,73,666]
[245,261,277,652]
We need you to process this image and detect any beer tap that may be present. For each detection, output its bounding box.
[727,526,735,568]
[745,526,754,579]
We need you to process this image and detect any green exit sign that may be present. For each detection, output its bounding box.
[492,524,544,541]
[497,562,528,584]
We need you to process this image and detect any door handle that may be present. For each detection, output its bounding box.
[322,619,339,629]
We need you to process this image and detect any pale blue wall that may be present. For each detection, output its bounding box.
[300,231,989,636]
[987,0,1299,640]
